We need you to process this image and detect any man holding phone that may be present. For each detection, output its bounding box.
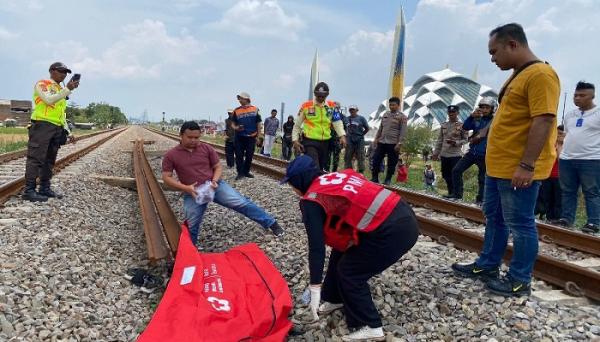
[23,62,80,202]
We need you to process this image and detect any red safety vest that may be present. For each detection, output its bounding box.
[302,169,401,251]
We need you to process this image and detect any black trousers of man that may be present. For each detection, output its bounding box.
[24,121,63,190]
[451,153,485,201]
[371,143,399,183]
[440,156,461,196]
[320,201,419,328]
[535,178,561,220]
[325,137,342,172]
[234,135,256,176]
[344,138,366,173]
[282,136,293,161]
[302,137,330,171]
[225,139,235,168]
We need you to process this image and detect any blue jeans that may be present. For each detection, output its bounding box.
[183,180,276,245]
[559,159,600,225]
[476,176,541,283]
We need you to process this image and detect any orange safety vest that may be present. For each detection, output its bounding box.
[302,169,401,251]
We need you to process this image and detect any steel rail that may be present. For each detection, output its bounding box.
[133,140,170,263]
[137,140,181,252]
[0,128,120,165]
[203,145,600,301]
[0,128,126,204]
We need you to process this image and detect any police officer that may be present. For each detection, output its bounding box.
[281,155,419,341]
[292,82,346,170]
[432,105,468,197]
[23,62,79,202]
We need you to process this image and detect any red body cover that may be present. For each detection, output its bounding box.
[138,226,293,342]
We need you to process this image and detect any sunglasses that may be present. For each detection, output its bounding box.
[53,69,68,74]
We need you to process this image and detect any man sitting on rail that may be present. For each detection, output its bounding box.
[162,121,285,246]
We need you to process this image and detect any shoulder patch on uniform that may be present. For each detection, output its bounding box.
[307,192,317,199]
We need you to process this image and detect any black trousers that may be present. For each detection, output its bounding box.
[282,137,293,160]
[535,178,562,220]
[371,143,399,182]
[225,140,235,167]
[441,156,461,195]
[24,121,63,186]
[234,135,256,176]
[451,153,486,201]
[321,201,419,328]
[302,137,330,171]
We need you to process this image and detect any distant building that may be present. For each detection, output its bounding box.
[367,68,498,134]
[0,99,32,126]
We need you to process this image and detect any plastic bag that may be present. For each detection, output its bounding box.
[195,181,215,205]
[396,164,408,183]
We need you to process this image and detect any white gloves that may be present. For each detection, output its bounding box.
[309,285,321,321]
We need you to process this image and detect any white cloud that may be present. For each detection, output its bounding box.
[0,0,42,12]
[209,0,305,41]
[64,20,204,79]
[399,0,600,97]
[0,26,18,40]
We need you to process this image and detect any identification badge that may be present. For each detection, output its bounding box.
[576,118,584,127]
[307,108,316,116]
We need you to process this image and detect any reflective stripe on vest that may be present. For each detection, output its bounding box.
[302,169,401,234]
[356,189,393,230]
[31,80,67,127]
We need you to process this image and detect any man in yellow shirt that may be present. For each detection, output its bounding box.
[452,23,560,297]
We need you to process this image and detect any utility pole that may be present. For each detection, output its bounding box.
[162,111,166,131]
[280,102,285,131]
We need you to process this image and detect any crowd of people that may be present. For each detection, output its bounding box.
[15,21,562,341]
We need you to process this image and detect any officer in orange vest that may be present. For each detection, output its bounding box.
[292,82,346,170]
[23,62,79,202]
[280,155,419,341]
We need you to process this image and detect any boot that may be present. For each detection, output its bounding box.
[22,181,48,202]
[39,181,63,199]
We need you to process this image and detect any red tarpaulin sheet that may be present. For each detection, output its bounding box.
[138,226,293,341]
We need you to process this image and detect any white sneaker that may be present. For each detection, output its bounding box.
[341,326,385,341]
[318,301,343,315]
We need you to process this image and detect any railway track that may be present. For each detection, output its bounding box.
[147,127,600,302]
[148,128,600,256]
[0,128,127,204]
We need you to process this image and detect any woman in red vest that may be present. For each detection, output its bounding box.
[281,155,419,341]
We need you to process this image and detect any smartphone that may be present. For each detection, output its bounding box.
[71,73,81,82]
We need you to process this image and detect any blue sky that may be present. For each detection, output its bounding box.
[1,0,598,122]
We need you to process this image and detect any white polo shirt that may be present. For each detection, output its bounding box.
[560,105,600,160]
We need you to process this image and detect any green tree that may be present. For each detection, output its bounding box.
[402,124,436,167]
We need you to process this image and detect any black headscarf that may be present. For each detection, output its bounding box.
[287,168,323,195]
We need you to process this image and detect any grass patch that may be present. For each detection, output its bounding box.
[0,127,28,135]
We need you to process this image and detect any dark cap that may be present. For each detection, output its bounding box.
[49,62,72,73]
[314,82,330,96]
[279,155,319,184]
[447,105,459,113]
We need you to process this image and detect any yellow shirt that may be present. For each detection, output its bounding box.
[486,63,560,180]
